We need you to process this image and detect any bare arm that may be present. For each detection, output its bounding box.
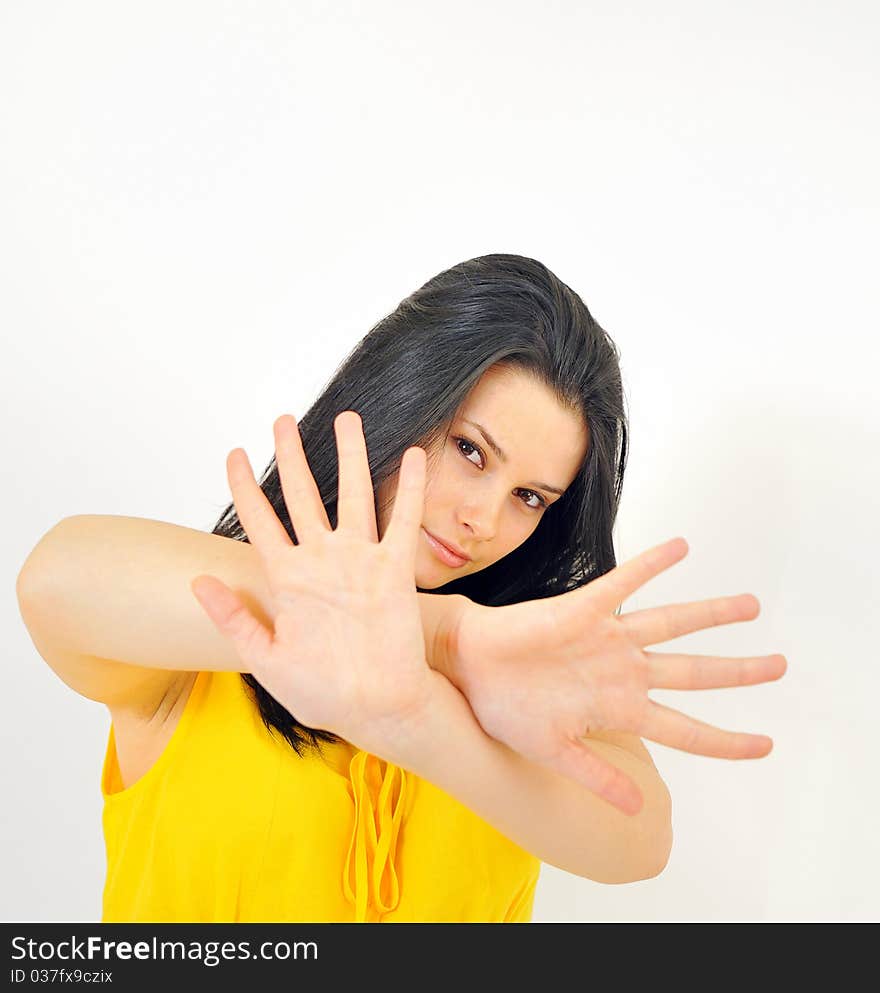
[386,670,673,882]
[17,514,673,879]
[15,514,459,705]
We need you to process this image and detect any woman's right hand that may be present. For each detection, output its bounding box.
[189,412,439,765]
[443,538,787,814]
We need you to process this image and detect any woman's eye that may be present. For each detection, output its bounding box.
[455,437,547,511]
[455,438,484,468]
[518,489,546,511]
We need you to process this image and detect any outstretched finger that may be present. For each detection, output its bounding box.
[548,737,644,816]
[227,448,294,561]
[273,414,332,543]
[334,411,380,540]
[638,699,774,759]
[583,537,689,616]
[619,594,761,647]
[645,650,788,690]
[382,446,427,567]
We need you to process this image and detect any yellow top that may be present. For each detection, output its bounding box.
[100,669,541,923]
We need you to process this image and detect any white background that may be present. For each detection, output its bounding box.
[3,0,878,923]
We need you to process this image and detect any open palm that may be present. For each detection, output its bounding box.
[446,539,787,814]
[190,412,439,762]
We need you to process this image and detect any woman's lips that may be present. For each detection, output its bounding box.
[421,528,469,568]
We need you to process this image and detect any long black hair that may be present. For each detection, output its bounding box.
[209,254,629,757]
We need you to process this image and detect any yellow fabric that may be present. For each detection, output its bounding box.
[101,669,541,923]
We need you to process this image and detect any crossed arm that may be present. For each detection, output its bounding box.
[18,514,672,883]
[189,415,780,879]
[20,413,783,884]
[415,592,673,881]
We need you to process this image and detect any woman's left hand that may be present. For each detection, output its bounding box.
[441,539,787,814]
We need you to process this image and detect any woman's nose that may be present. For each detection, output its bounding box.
[456,495,503,542]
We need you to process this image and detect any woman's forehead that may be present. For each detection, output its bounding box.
[457,366,589,486]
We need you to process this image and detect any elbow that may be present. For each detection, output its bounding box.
[609,838,672,886]
[17,516,76,598]
[655,829,674,878]
[580,779,674,885]
[636,828,673,881]
[575,842,670,885]
[629,781,674,882]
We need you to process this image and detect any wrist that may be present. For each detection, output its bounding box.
[417,592,470,689]
[373,668,477,777]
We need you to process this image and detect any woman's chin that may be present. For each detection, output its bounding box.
[415,570,447,590]
[415,564,472,591]
[414,542,480,590]
[415,553,458,590]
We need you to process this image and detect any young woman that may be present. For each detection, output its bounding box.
[16,254,786,923]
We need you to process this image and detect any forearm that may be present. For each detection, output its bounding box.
[17,515,275,672]
[17,514,464,677]
[384,671,673,884]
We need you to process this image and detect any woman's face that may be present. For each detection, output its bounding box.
[376,364,590,589]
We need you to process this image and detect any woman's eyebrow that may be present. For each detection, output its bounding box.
[461,419,565,496]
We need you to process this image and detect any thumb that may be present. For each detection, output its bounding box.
[550,737,644,817]
[190,574,274,676]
